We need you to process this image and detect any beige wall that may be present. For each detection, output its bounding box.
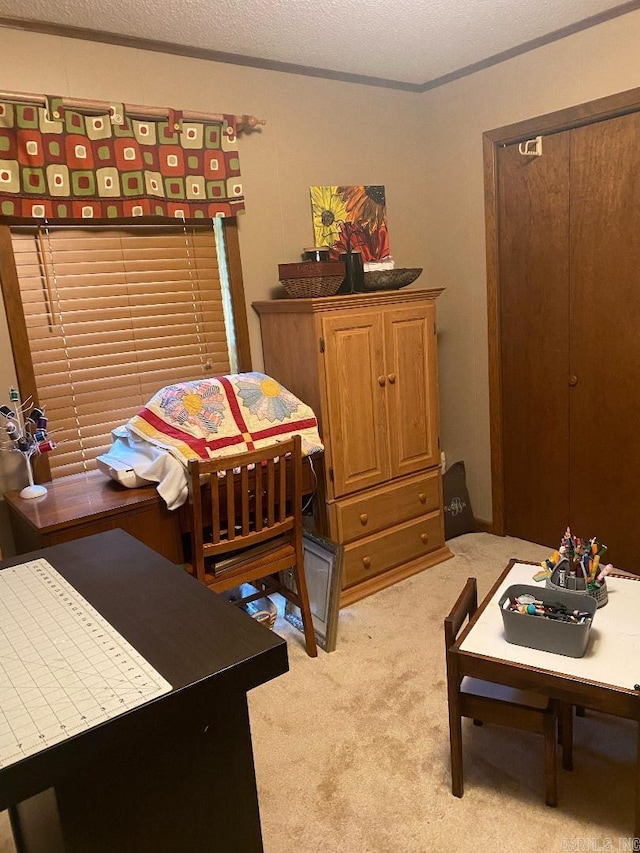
[0,10,639,550]
[0,28,430,551]
[420,9,640,522]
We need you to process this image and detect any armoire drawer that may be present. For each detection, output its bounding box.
[343,510,444,588]
[335,469,441,544]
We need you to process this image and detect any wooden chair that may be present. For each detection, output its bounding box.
[186,435,317,657]
[445,577,572,807]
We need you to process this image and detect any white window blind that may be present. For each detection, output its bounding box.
[10,223,237,478]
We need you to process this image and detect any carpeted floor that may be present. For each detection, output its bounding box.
[250,533,635,853]
[0,533,635,851]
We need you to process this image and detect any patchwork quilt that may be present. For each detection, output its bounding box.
[127,372,324,466]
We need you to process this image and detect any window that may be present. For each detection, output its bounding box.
[0,219,249,479]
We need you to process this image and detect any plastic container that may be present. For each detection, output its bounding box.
[221,584,277,629]
[499,583,597,658]
[546,576,609,608]
[545,559,609,608]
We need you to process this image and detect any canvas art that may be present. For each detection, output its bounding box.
[310,185,390,262]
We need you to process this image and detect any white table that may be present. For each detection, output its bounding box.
[450,559,640,837]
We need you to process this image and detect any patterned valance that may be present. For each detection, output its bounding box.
[0,96,245,220]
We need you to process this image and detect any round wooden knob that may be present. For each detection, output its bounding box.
[362,556,371,569]
[388,373,396,384]
[569,375,578,387]
[360,513,368,526]
[378,376,386,386]
[421,532,429,545]
[418,492,426,504]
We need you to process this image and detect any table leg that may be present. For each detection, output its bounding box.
[635,719,640,841]
[447,678,464,798]
[543,712,558,808]
[9,789,64,853]
[560,702,573,772]
[9,691,264,853]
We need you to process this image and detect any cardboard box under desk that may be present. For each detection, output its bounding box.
[499,584,597,658]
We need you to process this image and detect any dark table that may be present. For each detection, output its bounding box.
[0,529,289,852]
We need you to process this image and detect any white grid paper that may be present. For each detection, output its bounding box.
[0,558,172,769]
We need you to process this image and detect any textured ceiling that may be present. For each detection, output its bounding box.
[0,0,636,87]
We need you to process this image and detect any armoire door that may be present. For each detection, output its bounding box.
[322,310,390,498]
[498,110,640,571]
[384,303,440,478]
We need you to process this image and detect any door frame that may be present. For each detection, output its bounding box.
[483,85,640,535]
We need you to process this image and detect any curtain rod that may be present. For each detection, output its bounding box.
[0,89,266,134]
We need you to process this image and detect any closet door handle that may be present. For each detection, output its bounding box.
[378,375,386,386]
[569,375,578,387]
[387,373,396,384]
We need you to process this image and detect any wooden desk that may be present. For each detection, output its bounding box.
[450,560,640,837]
[4,456,323,564]
[4,470,184,563]
[0,530,288,852]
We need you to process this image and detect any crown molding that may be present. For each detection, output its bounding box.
[1,2,639,95]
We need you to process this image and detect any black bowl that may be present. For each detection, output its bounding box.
[362,267,423,291]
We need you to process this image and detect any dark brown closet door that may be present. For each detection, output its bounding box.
[498,133,571,548]
[569,112,640,571]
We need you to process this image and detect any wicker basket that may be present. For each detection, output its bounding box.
[278,261,345,299]
[280,275,343,298]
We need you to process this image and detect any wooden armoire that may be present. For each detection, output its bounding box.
[487,97,640,573]
[254,289,452,606]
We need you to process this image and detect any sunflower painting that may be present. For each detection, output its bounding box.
[310,185,390,262]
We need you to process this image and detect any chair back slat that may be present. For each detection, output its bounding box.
[444,577,478,649]
[210,471,221,545]
[240,466,250,535]
[225,465,236,542]
[254,463,263,533]
[278,454,287,522]
[266,458,275,527]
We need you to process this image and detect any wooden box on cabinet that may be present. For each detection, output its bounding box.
[254,289,453,606]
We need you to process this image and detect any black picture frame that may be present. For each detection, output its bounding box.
[284,531,344,653]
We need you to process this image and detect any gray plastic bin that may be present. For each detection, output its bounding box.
[499,583,597,658]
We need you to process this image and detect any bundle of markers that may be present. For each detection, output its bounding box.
[504,594,592,624]
[536,526,612,590]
